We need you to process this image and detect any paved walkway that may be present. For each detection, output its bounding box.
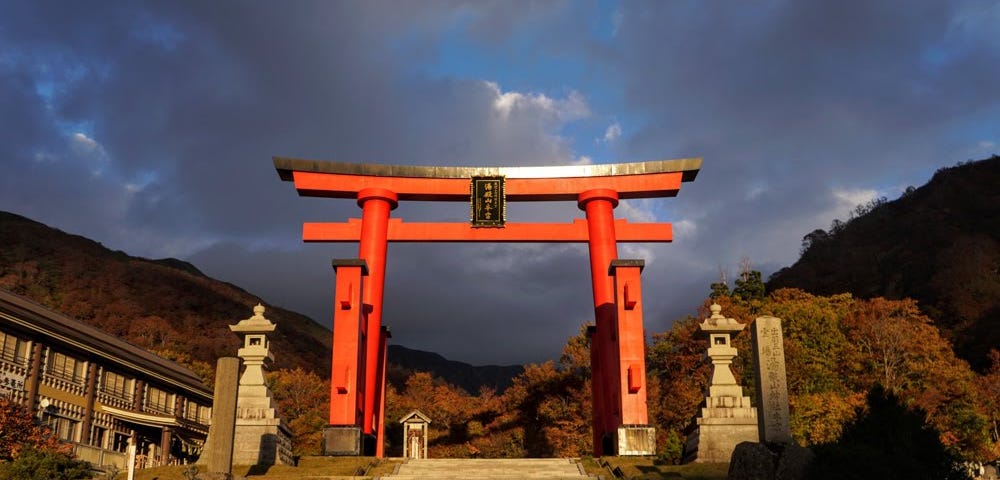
[381,458,597,479]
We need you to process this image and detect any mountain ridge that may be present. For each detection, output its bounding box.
[0,210,332,376]
[386,344,524,394]
[767,156,1000,369]
[0,210,524,389]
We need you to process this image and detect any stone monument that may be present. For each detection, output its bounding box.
[197,357,240,477]
[683,304,759,463]
[229,304,294,466]
[751,316,792,444]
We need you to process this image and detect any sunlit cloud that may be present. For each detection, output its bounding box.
[602,122,622,143]
[487,81,590,122]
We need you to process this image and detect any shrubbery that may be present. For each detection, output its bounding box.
[0,398,91,480]
[807,387,969,480]
[0,445,92,480]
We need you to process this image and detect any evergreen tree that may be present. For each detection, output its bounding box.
[709,281,730,299]
[732,270,765,302]
[807,387,969,480]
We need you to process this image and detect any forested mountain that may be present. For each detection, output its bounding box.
[768,156,1000,369]
[387,345,524,394]
[0,210,332,377]
[0,210,523,391]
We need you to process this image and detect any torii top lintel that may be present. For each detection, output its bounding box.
[273,157,701,202]
[274,157,701,243]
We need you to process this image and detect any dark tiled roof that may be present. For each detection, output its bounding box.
[0,288,212,402]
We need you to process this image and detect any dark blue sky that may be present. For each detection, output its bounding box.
[2,1,997,364]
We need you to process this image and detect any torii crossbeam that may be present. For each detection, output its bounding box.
[275,157,701,457]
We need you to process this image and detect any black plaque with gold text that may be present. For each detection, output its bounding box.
[470,176,505,227]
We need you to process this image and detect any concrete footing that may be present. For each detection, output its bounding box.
[617,425,656,456]
[322,426,362,455]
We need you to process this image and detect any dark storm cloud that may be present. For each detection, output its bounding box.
[1,1,597,363]
[2,1,997,364]
[606,0,1000,324]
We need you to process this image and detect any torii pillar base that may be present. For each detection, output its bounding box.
[322,426,363,456]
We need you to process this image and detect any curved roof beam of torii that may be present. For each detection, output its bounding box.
[273,157,702,202]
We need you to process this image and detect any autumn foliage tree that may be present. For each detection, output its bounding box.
[983,350,1000,458]
[198,285,1000,464]
[380,326,593,458]
[267,368,330,456]
[0,398,91,479]
[0,398,71,460]
[650,287,996,463]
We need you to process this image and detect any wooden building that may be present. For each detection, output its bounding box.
[0,288,212,470]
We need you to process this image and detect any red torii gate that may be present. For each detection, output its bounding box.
[274,157,701,457]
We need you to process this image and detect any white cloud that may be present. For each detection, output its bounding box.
[745,183,767,200]
[486,81,590,121]
[611,7,624,37]
[621,243,655,264]
[809,187,881,232]
[124,170,160,196]
[69,132,110,176]
[672,219,698,240]
[71,132,100,151]
[618,198,657,223]
[832,188,879,212]
[616,199,660,263]
[603,122,622,143]
[32,151,58,164]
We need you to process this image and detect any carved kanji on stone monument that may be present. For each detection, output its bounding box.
[751,316,792,444]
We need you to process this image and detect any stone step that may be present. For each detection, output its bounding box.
[383,458,594,479]
[387,477,590,480]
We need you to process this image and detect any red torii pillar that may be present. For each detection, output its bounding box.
[357,188,396,450]
[325,259,367,454]
[276,157,700,457]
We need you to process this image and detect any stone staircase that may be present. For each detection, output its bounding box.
[381,458,597,479]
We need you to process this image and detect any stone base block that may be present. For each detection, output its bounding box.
[727,441,815,480]
[322,426,362,456]
[683,420,759,463]
[617,425,656,456]
[232,420,294,466]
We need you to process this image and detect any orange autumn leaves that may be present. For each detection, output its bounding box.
[0,398,73,461]
[264,288,998,462]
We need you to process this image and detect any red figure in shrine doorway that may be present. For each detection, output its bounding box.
[275,157,701,457]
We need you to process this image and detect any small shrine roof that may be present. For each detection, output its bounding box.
[399,409,432,424]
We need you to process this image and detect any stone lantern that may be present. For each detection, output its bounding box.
[231,304,275,392]
[701,303,746,395]
[228,304,293,466]
[682,303,759,463]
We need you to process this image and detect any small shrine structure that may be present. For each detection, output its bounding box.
[229,304,294,466]
[399,410,431,459]
[683,303,758,463]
